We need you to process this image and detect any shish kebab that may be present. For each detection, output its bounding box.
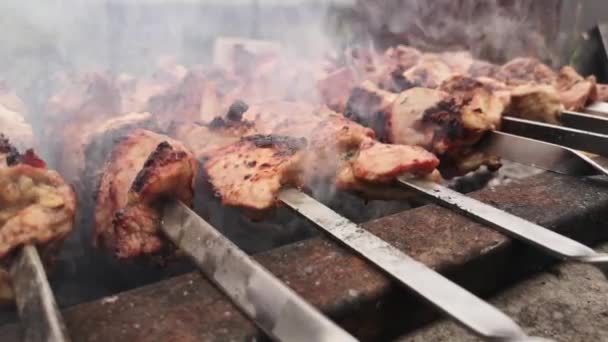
[0,86,74,341]
[326,50,608,275]
[0,136,73,342]
[91,129,356,341]
[90,122,542,339]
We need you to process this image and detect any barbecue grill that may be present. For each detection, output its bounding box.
[1,1,608,341]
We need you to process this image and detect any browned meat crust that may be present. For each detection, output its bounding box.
[351,139,439,183]
[0,137,76,260]
[596,84,608,102]
[94,129,197,258]
[203,134,306,213]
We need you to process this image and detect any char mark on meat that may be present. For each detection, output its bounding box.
[242,134,307,155]
[94,130,197,259]
[345,87,390,142]
[422,99,466,141]
[131,141,189,194]
[1,134,21,166]
[226,99,249,121]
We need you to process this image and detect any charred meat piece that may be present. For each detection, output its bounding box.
[171,118,256,160]
[496,57,557,86]
[399,54,454,90]
[171,99,257,160]
[147,68,246,129]
[553,66,597,111]
[438,75,506,133]
[203,134,306,213]
[316,67,356,113]
[94,129,197,258]
[198,100,439,209]
[350,138,439,183]
[0,136,76,302]
[344,81,398,141]
[57,111,155,185]
[506,84,563,125]
[345,78,506,177]
[0,155,75,259]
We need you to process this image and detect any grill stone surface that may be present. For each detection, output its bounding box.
[401,242,608,342]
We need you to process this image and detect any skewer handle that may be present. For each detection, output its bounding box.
[9,244,71,342]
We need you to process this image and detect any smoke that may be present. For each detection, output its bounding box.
[333,0,562,65]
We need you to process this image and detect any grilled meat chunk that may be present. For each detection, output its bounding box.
[345,78,505,177]
[204,134,306,213]
[0,155,75,259]
[506,84,563,125]
[496,57,557,86]
[553,66,597,111]
[171,119,256,160]
[197,100,439,211]
[596,84,608,102]
[399,54,454,90]
[494,58,595,121]
[0,136,76,302]
[350,139,439,183]
[94,129,197,258]
[59,111,155,185]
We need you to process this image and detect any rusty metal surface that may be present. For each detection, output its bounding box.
[1,172,608,341]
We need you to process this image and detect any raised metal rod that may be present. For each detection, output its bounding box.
[478,131,608,177]
[501,116,608,157]
[560,110,608,135]
[398,177,608,279]
[279,189,550,342]
[583,102,608,117]
[9,244,71,342]
[161,200,357,342]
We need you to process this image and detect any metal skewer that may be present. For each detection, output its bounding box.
[478,131,608,177]
[397,177,608,278]
[279,189,549,342]
[560,110,608,135]
[583,102,608,117]
[9,244,71,342]
[501,116,608,157]
[161,200,357,342]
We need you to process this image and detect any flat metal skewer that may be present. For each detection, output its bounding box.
[478,131,608,177]
[398,178,608,278]
[501,116,608,157]
[583,102,608,117]
[161,200,357,342]
[560,110,608,135]
[279,189,550,342]
[9,244,71,342]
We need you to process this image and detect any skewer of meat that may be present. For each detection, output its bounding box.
[0,133,75,341]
